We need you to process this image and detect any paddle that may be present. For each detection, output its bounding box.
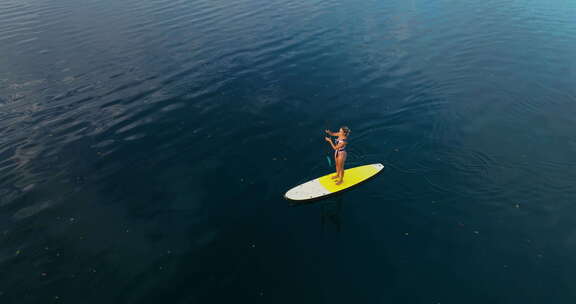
[323,124,333,168]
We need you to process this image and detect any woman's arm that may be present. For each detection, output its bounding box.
[324,137,344,150]
[325,130,337,136]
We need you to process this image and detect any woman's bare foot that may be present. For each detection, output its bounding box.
[331,175,339,179]
[335,179,343,185]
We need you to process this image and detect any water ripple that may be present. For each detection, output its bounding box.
[3,0,576,301]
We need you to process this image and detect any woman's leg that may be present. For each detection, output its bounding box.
[335,155,342,179]
[340,152,347,180]
[332,151,339,179]
[336,152,346,185]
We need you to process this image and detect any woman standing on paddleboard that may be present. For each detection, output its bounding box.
[325,126,350,185]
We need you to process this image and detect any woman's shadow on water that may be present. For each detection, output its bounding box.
[320,195,344,233]
[290,194,345,233]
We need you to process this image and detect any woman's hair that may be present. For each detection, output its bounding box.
[341,126,351,136]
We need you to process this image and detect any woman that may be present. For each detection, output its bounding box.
[325,126,350,185]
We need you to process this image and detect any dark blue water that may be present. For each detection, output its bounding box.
[2,0,576,302]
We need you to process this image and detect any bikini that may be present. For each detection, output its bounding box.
[335,138,347,157]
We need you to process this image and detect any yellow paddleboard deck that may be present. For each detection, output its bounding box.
[285,163,384,201]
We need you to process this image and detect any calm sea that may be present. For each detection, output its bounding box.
[1,0,576,303]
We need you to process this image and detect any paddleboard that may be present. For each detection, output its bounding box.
[285,163,384,201]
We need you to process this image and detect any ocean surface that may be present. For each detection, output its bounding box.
[1,0,576,303]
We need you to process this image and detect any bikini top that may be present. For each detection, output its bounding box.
[336,138,347,151]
